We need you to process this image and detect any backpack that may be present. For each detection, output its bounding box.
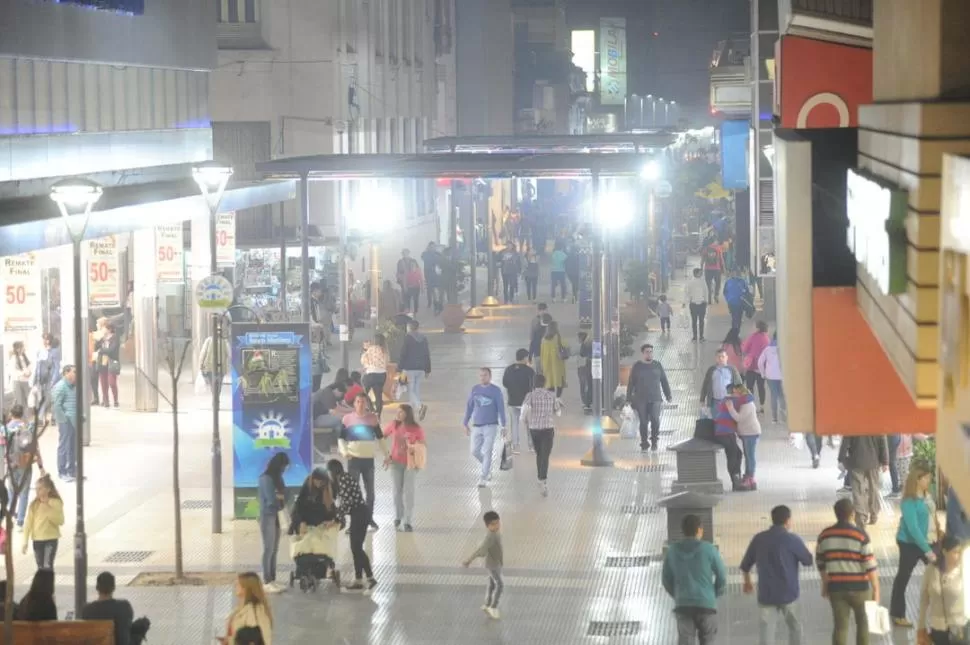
[704,246,720,267]
[405,267,422,288]
[7,422,35,470]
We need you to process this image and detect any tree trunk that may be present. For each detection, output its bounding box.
[172,374,184,581]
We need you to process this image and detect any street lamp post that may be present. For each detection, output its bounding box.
[192,162,234,534]
[646,95,655,127]
[50,178,103,616]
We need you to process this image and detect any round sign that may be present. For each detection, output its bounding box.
[655,180,673,199]
[195,274,234,314]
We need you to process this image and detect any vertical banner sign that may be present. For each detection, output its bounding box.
[88,235,121,308]
[155,224,184,283]
[2,254,42,333]
[578,238,593,328]
[231,323,313,519]
[216,211,237,268]
[599,17,627,106]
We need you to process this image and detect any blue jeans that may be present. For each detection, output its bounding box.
[887,434,901,492]
[551,272,567,299]
[742,435,759,478]
[766,379,786,422]
[7,467,31,526]
[405,370,424,409]
[759,603,802,645]
[470,424,499,480]
[57,419,76,478]
[259,514,281,584]
[507,406,530,449]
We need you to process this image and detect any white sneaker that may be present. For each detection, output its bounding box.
[485,607,501,619]
[265,582,284,594]
[540,481,548,497]
[477,479,488,488]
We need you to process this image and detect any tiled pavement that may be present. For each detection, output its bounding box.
[9,270,922,644]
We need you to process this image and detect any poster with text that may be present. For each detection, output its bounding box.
[88,235,121,308]
[1,253,42,334]
[231,323,312,519]
[216,211,236,268]
[155,224,184,283]
[599,17,627,106]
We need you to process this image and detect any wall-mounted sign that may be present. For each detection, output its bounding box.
[88,235,122,308]
[720,120,749,190]
[1,253,42,334]
[585,113,617,134]
[40,1,145,15]
[216,211,237,268]
[940,251,968,405]
[599,17,627,106]
[155,224,184,283]
[846,169,908,295]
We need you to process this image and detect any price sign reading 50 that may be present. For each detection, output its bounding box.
[5,285,26,304]
[158,246,176,262]
[89,261,111,283]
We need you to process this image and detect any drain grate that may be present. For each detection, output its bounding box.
[181,500,213,510]
[104,550,154,564]
[605,555,662,568]
[587,621,641,637]
[658,429,675,435]
[620,504,659,514]
[635,464,670,473]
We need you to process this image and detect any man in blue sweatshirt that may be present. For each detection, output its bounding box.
[463,368,507,488]
[662,514,727,645]
[722,270,751,333]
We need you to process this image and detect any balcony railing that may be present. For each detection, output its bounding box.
[781,0,873,44]
[792,0,872,26]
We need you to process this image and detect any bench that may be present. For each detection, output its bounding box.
[13,619,115,644]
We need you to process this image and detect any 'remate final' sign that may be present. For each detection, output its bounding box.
[1,253,42,333]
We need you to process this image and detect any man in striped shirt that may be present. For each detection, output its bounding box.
[519,375,561,497]
[816,498,880,645]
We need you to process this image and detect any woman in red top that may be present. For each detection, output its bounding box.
[383,404,426,532]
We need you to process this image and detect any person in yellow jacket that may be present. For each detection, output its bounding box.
[22,475,64,571]
[539,320,567,397]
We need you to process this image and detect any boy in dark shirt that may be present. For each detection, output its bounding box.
[82,572,134,645]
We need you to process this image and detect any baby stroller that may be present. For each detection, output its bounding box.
[289,523,341,592]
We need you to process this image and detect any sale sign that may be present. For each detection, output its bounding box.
[216,211,236,268]
[1,253,42,333]
[155,224,184,283]
[88,235,121,308]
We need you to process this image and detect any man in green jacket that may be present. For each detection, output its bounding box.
[51,365,78,482]
[662,514,728,644]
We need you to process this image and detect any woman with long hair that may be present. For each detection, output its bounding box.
[539,320,566,397]
[22,475,64,571]
[917,534,966,644]
[32,333,61,422]
[7,341,32,410]
[383,404,426,532]
[219,572,273,645]
[361,333,389,416]
[289,468,340,586]
[327,459,377,592]
[740,320,770,413]
[725,384,761,490]
[257,453,290,593]
[892,466,938,627]
[17,569,56,621]
[95,321,122,407]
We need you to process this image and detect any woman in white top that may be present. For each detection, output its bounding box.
[917,534,966,645]
[7,341,32,411]
[360,333,389,417]
[220,572,273,645]
[727,384,762,491]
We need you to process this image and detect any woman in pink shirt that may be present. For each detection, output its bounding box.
[383,404,426,532]
[741,320,771,414]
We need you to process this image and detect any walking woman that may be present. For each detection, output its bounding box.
[523,251,540,302]
[361,334,389,417]
[32,334,61,422]
[519,374,561,497]
[21,475,64,571]
[726,384,761,490]
[257,453,290,594]
[95,321,122,407]
[7,341,32,410]
[328,459,378,592]
[740,320,770,413]
[892,466,939,627]
[383,404,426,532]
[218,572,273,645]
[917,534,966,645]
[539,320,567,397]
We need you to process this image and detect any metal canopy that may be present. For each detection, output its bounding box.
[256,152,654,181]
[423,133,676,154]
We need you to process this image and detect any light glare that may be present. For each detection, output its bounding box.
[351,188,403,235]
[597,192,635,230]
[641,160,662,181]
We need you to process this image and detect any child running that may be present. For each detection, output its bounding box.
[462,510,504,619]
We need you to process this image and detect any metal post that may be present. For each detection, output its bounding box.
[300,173,311,323]
[581,173,612,467]
[339,205,350,370]
[72,238,88,614]
[469,194,478,308]
[370,243,380,321]
[639,97,644,129]
[279,204,287,315]
[652,100,657,127]
[210,313,223,533]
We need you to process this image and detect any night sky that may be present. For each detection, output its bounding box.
[566,0,750,126]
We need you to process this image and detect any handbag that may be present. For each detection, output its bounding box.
[234,626,265,645]
[558,337,571,361]
[109,359,122,375]
[865,600,891,635]
[499,441,514,471]
[937,561,970,645]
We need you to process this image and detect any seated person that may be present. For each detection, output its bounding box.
[392,305,415,332]
[82,572,135,645]
[313,379,351,430]
[343,371,364,406]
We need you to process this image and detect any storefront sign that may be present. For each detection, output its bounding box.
[196,274,235,315]
[216,211,236,268]
[599,17,627,106]
[1,253,42,333]
[155,224,184,283]
[231,324,313,518]
[88,235,122,308]
[846,169,908,295]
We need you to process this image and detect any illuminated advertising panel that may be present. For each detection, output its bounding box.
[599,18,627,106]
[571,30,596,93]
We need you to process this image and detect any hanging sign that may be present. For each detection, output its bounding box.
[216,211,237,268]
[155,224,184,283]
[88,235,121,308]
[1,253,42,333]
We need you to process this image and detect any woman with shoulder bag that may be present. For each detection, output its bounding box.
[539,320,567,397]
[917,534,967,645]
[95,322,122,408]
[382,404,426,533]
[219,572,273,645]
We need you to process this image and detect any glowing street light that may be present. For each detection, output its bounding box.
[596,192,636,231]
[641,160,663,181]
[350,186,404,235]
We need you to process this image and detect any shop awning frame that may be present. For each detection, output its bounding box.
[422,133,676,154]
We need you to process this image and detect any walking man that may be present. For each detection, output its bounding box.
[398,320,431,421]
[816,498,880,645]
[700,348,742,416]
[686,268,709,341]
[519,374,561,496]
[703,239,724,303]
[740,505,814,645]
[722,270,751,334]
[463,368,506,488]
[662,514,727,645]
[838,435,889,527]
[51,365,78,483]
[626,344,672,453]
[502,349,535,454]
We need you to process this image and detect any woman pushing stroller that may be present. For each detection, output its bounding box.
[288,468,342,591]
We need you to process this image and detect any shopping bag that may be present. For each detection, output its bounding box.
[619,404,639,439]
[865,601,891,635]
[393,380,408,402]
[500,441,514,471]
[677,308,691,329]
[194,372,209,396]
[789,432,806,451]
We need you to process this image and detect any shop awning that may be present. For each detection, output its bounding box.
[0,179,295,257]
[255,152,657,181]
[813,287,936,435]
[422,133,676,154]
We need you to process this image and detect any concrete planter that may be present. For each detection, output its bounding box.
[442,303,466,333]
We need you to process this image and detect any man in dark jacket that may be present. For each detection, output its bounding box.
[421,242,441,310]
[502,349,535,453]
[626,343,673,452]
[528,304,549,363]
[838,435,889,526]
[398,320,431,420]
[499,245,521,304]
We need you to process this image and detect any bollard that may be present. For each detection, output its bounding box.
[667,437,724,494]
[658,490,723,548]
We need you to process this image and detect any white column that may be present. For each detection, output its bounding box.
[190,210,213,372]
[59,242,92,445]
[132,229,159,412]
